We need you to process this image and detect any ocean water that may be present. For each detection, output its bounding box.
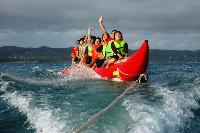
[0,62,200,133]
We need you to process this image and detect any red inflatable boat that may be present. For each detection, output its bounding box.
[94,40,149,81]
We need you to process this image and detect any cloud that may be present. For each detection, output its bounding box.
[0,0,200,49]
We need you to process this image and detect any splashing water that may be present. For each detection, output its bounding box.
[0,81,70,133]
[62,64,100,79]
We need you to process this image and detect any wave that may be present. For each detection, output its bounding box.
[0,82,72,133]
[0,64,100,87]
[122,77,200,133]
[0,74,98,88]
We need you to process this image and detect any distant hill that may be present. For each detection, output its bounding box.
[0,46,72,62]
[0,46,200,63]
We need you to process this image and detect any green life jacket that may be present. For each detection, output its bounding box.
[105,40,120,58]
[88,44,93,57]
[114,40,126,56]
[102,42,107,57]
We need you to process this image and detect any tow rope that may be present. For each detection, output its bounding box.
[73,74,146,133]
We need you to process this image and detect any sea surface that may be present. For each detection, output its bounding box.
[0,62,200,133]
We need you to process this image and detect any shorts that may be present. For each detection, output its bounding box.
[86,56,92,64]
[110,55,119,60]
[96,59,106,68]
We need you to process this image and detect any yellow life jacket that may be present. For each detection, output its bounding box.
[102,42,107,57]
[88,44,93,57]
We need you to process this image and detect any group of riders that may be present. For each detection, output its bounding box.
[71,16,129,69]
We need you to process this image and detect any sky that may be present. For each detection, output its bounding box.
[0,0,200,50]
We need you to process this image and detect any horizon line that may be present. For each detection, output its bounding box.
[0,45,199,51]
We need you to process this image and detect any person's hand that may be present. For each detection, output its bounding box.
[88,26,92,33]
[123,57,128,61]
[118,54,123,60]
[99,16,103,23]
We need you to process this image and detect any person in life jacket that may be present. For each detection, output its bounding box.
[113,31,128,58]
[79,37,87,64]
[102,30,128,68]
[88,37,102,68]
[84,27,96,65]
[93,34,108,68]
[71,40,80,65]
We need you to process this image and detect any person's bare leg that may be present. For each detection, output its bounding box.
[102,58,110,67]
[88,59,96,68]
[82,55,87,65]
[72,56,75,65]
[106,58,116,68]
[92,63,97,69]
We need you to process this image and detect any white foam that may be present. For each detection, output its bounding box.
[159,85,200,131]
[32,66,40,69]
[0,84,72,133]
[0,72,77,87]
[123,82,200,133]
[1,64,100,86]
[0,81,9,92]
[62,64,100,80]
[123,98,163,133]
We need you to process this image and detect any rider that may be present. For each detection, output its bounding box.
[113,31,128,58]
[84,27,96,65]
[88,37,102,68]
[98,16,128,67]
[71,40,80,64]
[104,31,128,67]
[79,38,86,64]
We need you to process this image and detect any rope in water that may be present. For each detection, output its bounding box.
[73,74,146,133]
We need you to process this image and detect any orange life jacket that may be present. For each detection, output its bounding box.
[71,47,79,56]
[92,43,101,60]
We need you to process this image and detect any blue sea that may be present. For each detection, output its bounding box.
[0,62,200,133]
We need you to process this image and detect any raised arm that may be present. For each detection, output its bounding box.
[87,26,92,44]
[98,16,108,38]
